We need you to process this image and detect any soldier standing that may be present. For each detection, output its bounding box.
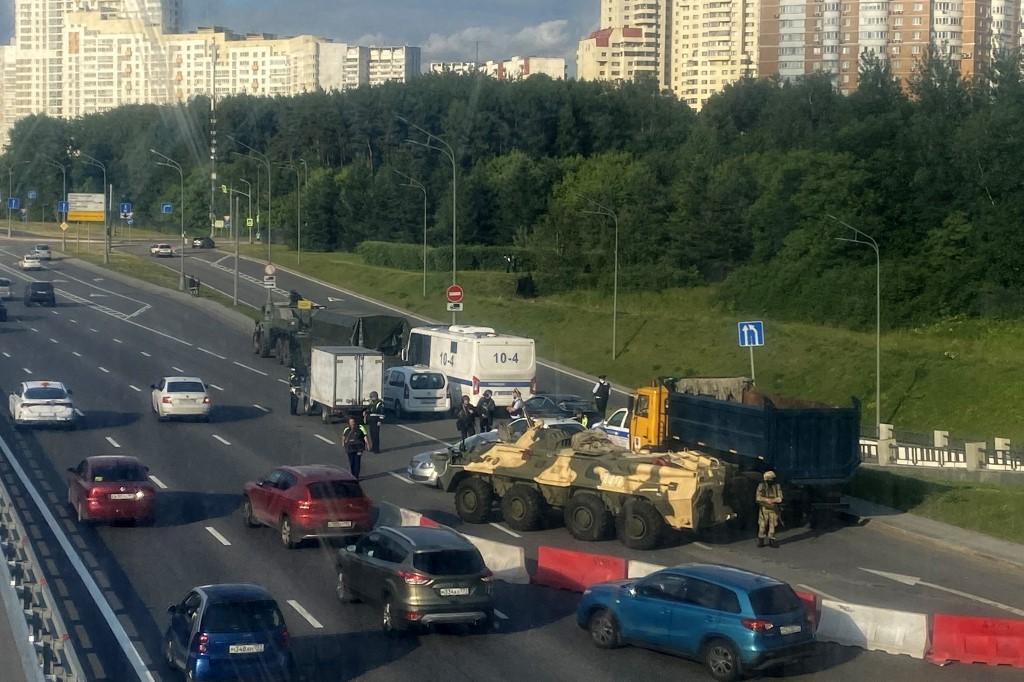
[477,390,496,433]
[341,416,369,480]
[756,471,783,548]
[592,375,611,419]
[367,391,385,453]
[455,396,478,450]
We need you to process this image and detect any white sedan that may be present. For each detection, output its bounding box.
[9,381,75,428]
[150,243,173,257]
[19,254,42,270]
[151,376,211,421]
[32,244,52,260]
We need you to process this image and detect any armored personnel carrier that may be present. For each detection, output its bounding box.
[438,423,735,550]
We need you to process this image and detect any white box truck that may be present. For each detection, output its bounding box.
[289,346,384,424]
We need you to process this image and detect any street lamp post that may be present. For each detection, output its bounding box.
[394,170,428,298]
[829,214,881,438]
[150,149,186,291]
[77,152,108,264]
[47,160,68,250]
[222,183,250,306]
[399,115,458,322]
[279,163,300,264]
[229,138,272,263]
[579,195,619,360]
[239,178,253,244]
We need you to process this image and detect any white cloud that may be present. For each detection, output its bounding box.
[422,19,574,63]
[353,32,388,46]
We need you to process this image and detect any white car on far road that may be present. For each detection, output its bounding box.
[32,244,52,260]
[150,243,173,257]
[151,376,211,422]
[19,254,42,270]
[9,381,75,428]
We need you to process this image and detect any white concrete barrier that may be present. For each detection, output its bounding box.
[375,502,422,527]
[462,534,529,585]
[627,560,667,579]
[817,599,929,658]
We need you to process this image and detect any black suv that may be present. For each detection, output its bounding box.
[192,236,215,249]
[24,282,55,307]
[336,526,495,634]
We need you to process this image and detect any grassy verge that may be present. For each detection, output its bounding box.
[15,220,167,242]
[847,468,1024,544]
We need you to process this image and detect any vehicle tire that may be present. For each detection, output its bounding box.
[500,484,546,532]
[616,498,667,551]
[588,609,622,649]
[300,396,311,417]
[288,394,298,416]
[279,516,296,549]
[394,400,405,421]
[454,477,494,524]
[381,597,406,635]
[335,570,357,603]
[76,501,88,524]
[163,636,177,671]
[252,330,261,355]
[241,497,258,528]
[703,638,742,682]
[564,493,614,541]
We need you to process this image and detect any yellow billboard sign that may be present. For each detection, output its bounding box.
[68,192,105,223]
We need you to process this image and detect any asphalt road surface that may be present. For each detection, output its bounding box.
[0,240,1020,681]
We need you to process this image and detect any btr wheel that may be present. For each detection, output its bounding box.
[500,484,546,532]
[588,609,621,649]
[454,477,494,524]
[703,638,742,682]
[564,493,614,541]
[616,498,667,550]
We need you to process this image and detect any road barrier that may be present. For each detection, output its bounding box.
[374,502,424,528]
[462,534,529,584]
[627,560,666,579]
[928,613,1024,668]
[532,547,627,592]
[817,599,929,658]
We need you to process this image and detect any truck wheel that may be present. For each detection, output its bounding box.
[617,498,666,550]
[500,484,546,532]
[454,477,493,524]
[321,407,332,425]
[301,396,311,416]
[289,394,298,415]
[564,493,613,541]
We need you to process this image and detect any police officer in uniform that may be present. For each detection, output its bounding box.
[756,470,783,548]
[574,410,589,428]
[342,416,369,480]
[367,391,385,453]
[592,375,611,419]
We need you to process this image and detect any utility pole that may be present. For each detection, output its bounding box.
[209,41,218,239]
[579,194,619,360]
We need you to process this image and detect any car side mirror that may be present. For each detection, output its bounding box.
[166,604,178,614]
[66,467,76,474]
[345,544,356,553]
[150,384,157,390]
[66,389,73,395]
[256,479,267,488]
[627,585,638,598]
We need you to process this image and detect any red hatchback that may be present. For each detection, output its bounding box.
[67,456,156,525]
[241,465,373,549]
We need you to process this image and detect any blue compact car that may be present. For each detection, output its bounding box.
[164,584,292,681]
[576,564,814,681]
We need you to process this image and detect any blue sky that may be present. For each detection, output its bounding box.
[1,1,599,64]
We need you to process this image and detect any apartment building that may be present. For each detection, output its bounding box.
[367,46,421,85]
[600,0,670,86]
[671,0,759,109]
[429,61,480,75]
[577,26,660,83]
[429,56,567,80]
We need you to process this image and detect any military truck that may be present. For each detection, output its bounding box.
[437,423,735,550]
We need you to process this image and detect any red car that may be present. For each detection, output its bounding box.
[241,465,373,549]
[67,456,156,525]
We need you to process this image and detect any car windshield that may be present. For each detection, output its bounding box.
[24,387,67,400]
[35,245,49,251]
[201,600,283,633]
[412,549,484,576]
[166,381,205,393]
[91,465,146,482]
[307,480,363,499]
[0,278,9,285]
[409,372,445,390]
[29,283,52,291]
[748,585,803,616]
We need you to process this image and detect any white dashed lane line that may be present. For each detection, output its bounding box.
[49,338,58,344]
[198,347,227,360]
[73,409,85,417]
[208,384,224,391]
[276,378,289,385]
[253,404,270,413]
[29,327,38,333]
[21,368,31,375]
[72,352,82,358]
[50,310,59,315]
[69,319,78,324]
[140,351,151,357]
[148,475,168,490]
[205,527,231,546]
[171,366,184,373]
[490,523,522,539]
[691,542,713,551]
[98,367,110,374]
[90,328,98,333]
[286,600,324,629]
[314,434,334,445]
[2,352,9,358]
[212,435,231,446]
[129,385,141,392]
[234,361,269,377]
[113,338,123,344]
[105,436,121,448]
[388,472,415,485]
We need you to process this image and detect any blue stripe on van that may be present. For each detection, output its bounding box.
[446,377,533,388]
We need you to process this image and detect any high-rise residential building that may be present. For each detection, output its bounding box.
[429,56,566,80]
[600,0,669,86]
[576,26,660,83]
[429,61,480,76]
[367,46,421,85]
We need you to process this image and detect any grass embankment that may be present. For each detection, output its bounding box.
[16,220,165,242]
[849,468,1024,544]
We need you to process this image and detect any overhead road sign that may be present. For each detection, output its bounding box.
[68,193,105,222]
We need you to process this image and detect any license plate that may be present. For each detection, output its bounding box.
[439,587,470,596]
[228,643,265,654]
[328,520,353,528]
[780,625,802,635]
[109,493,136,500]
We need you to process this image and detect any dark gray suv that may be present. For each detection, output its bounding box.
[336,526,494,634]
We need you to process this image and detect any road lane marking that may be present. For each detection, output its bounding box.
[70,319,78,324]
[22,368,32,374]
[314,434,334,445]
[113,338,123,344]
[72,351,82,358]
[212,435,231,446]
[129,385,141,392]
[49,338,59,344]
[29,327,38,332]
[140,351,151,357]
[253,404,270,413]
[208,383,224,391]
[234,361,268,376]
[98,366,110,373]
[105,437,121,448]
[796,584,843,602]
[286,600,324,629]
[205,526,231,546]
[276,378,289,385]
[50,310,59,315]
[860,568,1024,617]
[388,471,415,485]
[494,609,509,620]
[74,408,85,417]
[198,347,227,360]
[89,328,98,333]
[171,366,184,373]
[691,542,712,551]
[148,475,168,489]
[2,352,9,358]
[396,423,449,446]
[490,523,522,539]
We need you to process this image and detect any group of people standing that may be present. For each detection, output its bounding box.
[454,388,504,449]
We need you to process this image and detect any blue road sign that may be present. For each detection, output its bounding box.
[27,190,37,200]
[127,218,134,225]
[120,202,132,214]
[161,202,173,214]
[56,200,69,213]
[6,197,19,210]
[737,320,765,348]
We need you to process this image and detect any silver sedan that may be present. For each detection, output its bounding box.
[151,377,211,422]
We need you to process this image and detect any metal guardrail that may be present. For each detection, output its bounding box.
[894,444,967,468]
[0,480,83,681]
[987,449,1024,471]
[859,440,879,463]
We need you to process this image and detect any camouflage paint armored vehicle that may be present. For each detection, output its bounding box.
[437,423,735,550]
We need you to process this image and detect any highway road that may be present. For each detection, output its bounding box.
[0,239,1020,681]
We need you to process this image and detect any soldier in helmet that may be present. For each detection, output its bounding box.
[756,470,783,548]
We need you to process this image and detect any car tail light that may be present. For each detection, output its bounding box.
[278,627,289,649]
[297,490,313,511]
[404,384,409,400]
[741,619,775,632]
[161,395,172,404]
[480,569,494,582]
[529,377,537,395]
[87,487,103,500]
[404,610,420,621]
[195,632,209,653]
[471,376,480,395]
[397,570,433,586]
[202,396,211,405]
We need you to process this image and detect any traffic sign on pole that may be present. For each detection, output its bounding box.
[120,202,132,214]
[6,197,19,210]
[161,202,173,214]
[264,263,277,276]
[263,275,277,289]
[446,284,464,304]
[57,200,69,213]
[737,320,764,383]
[246,218,254,228]
[27,190,37,200]
[446,302,464,312]
[59,222,69,232]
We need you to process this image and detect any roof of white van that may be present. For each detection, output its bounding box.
[414,325,533,341]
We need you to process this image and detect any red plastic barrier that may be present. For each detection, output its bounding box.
[532,546,627,592]
[929,613,1024,668]
[419,515,440,528]
[795,591,820,633]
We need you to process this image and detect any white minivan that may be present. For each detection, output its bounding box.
[0,277,11,299]
[382,365,450,418]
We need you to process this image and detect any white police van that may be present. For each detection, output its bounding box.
[403,325,536,408]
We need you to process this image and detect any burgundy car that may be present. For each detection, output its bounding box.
[241,465,373,549]
[67,456,156,525]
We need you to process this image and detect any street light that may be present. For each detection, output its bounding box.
[5,160,29,239]
[239,178,253,244]
[278,163,301,264]
[221,182,250,306]
[398,115,458,322]
[75,151,108,265]
[228,137,272,263]
[578,194,619,360]
[393,169,428,298]
[46,160,68,250]
[829,214,881,438]
[150,149,186,291]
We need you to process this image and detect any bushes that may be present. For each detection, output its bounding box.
[356,241,535,273]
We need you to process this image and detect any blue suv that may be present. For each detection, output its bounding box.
[163,584,292,681]
[577,564,814,681]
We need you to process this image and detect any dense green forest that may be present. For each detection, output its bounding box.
[5,52,1024,329]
